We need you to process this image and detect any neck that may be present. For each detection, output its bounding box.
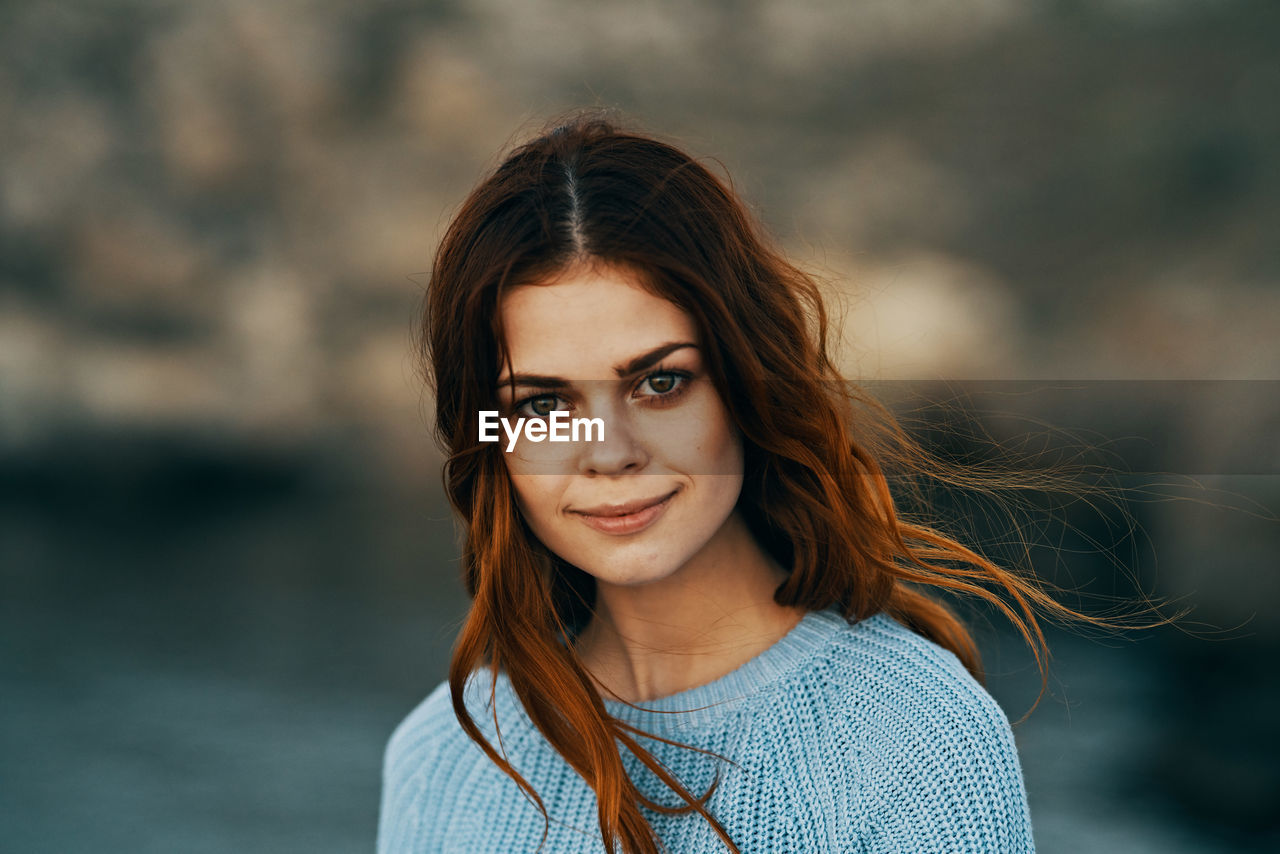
[572,512,805,704]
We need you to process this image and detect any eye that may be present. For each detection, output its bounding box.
[516,393,570,418]
[635,370,688,399]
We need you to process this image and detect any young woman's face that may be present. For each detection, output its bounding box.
[496,263,745,588]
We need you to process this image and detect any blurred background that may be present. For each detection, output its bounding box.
[1,0,1277,851]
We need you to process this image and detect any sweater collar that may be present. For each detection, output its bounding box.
[598,607,851,734]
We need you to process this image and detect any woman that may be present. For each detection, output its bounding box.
[379,114,1077,853]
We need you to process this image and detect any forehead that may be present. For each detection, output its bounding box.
[499,266,696,379]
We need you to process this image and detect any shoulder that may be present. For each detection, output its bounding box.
[377,673,521,853]
[380,669,523,790]
[377,681,455,852]
[806,612,1035,852]
[819,611,1009,728]
[378,669,558,848]
[381,679,455,788]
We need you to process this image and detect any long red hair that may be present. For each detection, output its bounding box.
[421,113,1136,854]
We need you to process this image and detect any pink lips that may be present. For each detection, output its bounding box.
[570,490,677,535]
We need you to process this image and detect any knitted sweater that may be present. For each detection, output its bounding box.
[378,610,1035,852]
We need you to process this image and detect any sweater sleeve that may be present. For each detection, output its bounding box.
[851,656,1036,854]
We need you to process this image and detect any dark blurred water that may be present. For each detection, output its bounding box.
[3,439,1277,853]
[1,441,469,854]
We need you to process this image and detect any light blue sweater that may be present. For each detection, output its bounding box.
[378,610,1035,852]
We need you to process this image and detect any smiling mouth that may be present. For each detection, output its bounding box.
[570,489,678,535]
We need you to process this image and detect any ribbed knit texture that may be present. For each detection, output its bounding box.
[377,610,1035,853]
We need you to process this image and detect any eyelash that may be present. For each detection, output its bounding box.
[512,368,692,418]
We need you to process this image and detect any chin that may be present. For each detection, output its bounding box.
[572,546,686,589]
[593,563,680,588]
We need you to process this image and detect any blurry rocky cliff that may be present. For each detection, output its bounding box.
[2,2,1277,601]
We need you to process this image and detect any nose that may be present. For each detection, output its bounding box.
[576,405,649,476]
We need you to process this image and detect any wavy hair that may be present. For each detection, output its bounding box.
[421,113,1132,854]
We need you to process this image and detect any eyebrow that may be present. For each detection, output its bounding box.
[495,341,698,388]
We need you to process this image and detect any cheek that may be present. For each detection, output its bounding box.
[508,474,563,531]
[681,395,743,476]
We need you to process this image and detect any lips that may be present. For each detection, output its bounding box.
[570,489,677,535]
